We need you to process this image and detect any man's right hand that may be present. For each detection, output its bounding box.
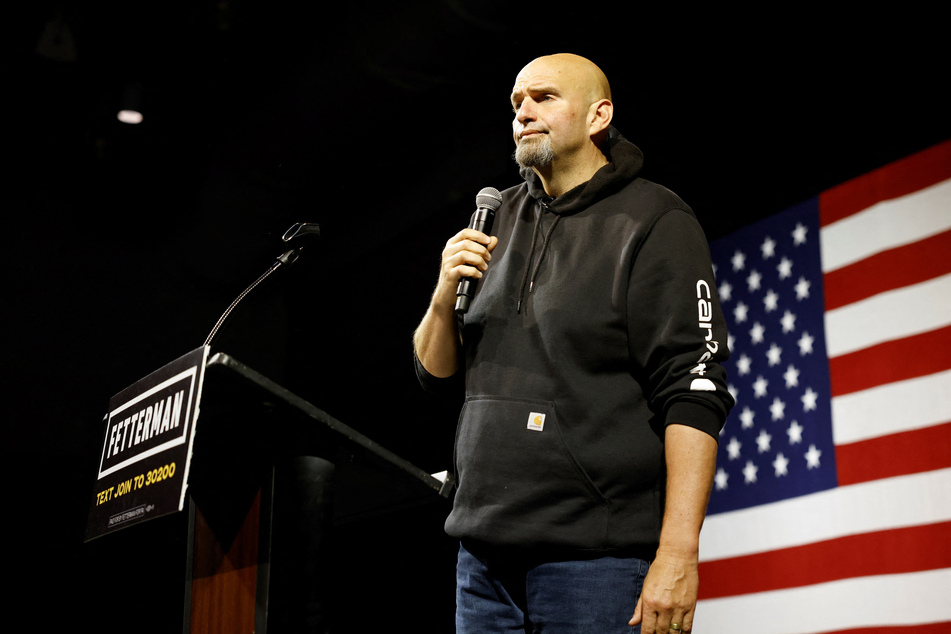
[432,228,499,312]
[413,228,498,379]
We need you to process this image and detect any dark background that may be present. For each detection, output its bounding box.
[10,2,949,631]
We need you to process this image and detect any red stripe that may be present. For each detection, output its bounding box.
[823,229,951,311]
[818,624,951,634]
[828,326,951,396]
[835,421,951,486]
[697,521,951,600]
[819,139,951,226]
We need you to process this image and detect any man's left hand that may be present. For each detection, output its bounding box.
[628,546,699,633]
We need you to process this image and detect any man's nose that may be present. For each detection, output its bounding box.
[516,99,536,123]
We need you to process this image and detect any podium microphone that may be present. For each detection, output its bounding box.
[203,222,320,349]
[455,187,503,315]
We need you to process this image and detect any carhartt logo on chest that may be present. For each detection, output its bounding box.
[527,412,546,431]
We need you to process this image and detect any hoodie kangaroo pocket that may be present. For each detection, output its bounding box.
[451,396,610,533]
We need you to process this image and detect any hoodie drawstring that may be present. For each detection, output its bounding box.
[517,203,562,313]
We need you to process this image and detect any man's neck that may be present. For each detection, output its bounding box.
[534,148,609,198]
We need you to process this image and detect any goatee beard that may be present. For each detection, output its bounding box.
[514,135,554,168]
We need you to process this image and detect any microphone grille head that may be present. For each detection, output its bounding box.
[476,187,503,211]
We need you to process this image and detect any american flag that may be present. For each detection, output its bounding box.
[696,140,951,633]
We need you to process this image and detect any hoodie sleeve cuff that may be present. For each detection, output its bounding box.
[414,352,462,394]
[664,399,725,442]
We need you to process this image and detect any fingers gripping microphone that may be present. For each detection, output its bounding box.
[455,187,503,315]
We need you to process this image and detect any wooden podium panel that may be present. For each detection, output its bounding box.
[188,492,262,633]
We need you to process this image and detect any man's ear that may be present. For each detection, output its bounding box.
[588,98,613,137]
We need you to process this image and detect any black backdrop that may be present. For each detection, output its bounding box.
[10,2,950,631]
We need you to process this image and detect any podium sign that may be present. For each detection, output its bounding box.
[85,347,209,541]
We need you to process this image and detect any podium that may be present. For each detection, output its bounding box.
[88,350,452,633]
[188,352,452,632]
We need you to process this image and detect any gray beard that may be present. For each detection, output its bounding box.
[514,135,554,168]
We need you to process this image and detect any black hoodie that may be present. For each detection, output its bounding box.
[424,129,734,554]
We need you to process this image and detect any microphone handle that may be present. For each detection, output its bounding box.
[454,207,496,315]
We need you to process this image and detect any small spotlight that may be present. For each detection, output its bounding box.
[117,81,144,124]
[117,109,144,124]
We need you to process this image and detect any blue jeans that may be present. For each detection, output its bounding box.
[456,541,650,633]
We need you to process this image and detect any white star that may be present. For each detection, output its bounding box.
[773,452,790,477]
[761,236,777,259]
[739,406,756,428]
[731,250,746,272]
[801,387,819,412]
[756,429,772,453]
[763,289,780,312]
[743,460,759,483]
[805,444,822,469]
[766,343,783,367]
[783,364,800,388]
[736,353,752,376]
[792,222,808,246]
[752,376,769,399]
[726,437,742,460]
[750,322,766,345]
[747,269,763,292]
[718,280,733,302]
[728,333,736,352]
[798,331,815,355]
[787,420,804,444]
[715,468,729,490]
[770,397,786,421]
[734,302,749,324]
[781,310,797,334]
[777,257,793,280]
[794,276,811,300]
[728,383,739,402]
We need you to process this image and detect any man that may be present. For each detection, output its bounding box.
[413,53,733,633]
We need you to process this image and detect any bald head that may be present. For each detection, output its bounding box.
[514,53,612,106]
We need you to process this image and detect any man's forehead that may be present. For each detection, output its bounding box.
[511,55,606,101]
[510,75,562,101]
[513,59,570,89]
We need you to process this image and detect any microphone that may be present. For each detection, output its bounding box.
[455,187,503,315]
[277,222,321,267]
[202,222,320,349]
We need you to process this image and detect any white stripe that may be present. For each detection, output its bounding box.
[831,369,951,444]
[823,273,951,357]
[820,178,951,273]
[696,568,951,634]
[700,468,951,561]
